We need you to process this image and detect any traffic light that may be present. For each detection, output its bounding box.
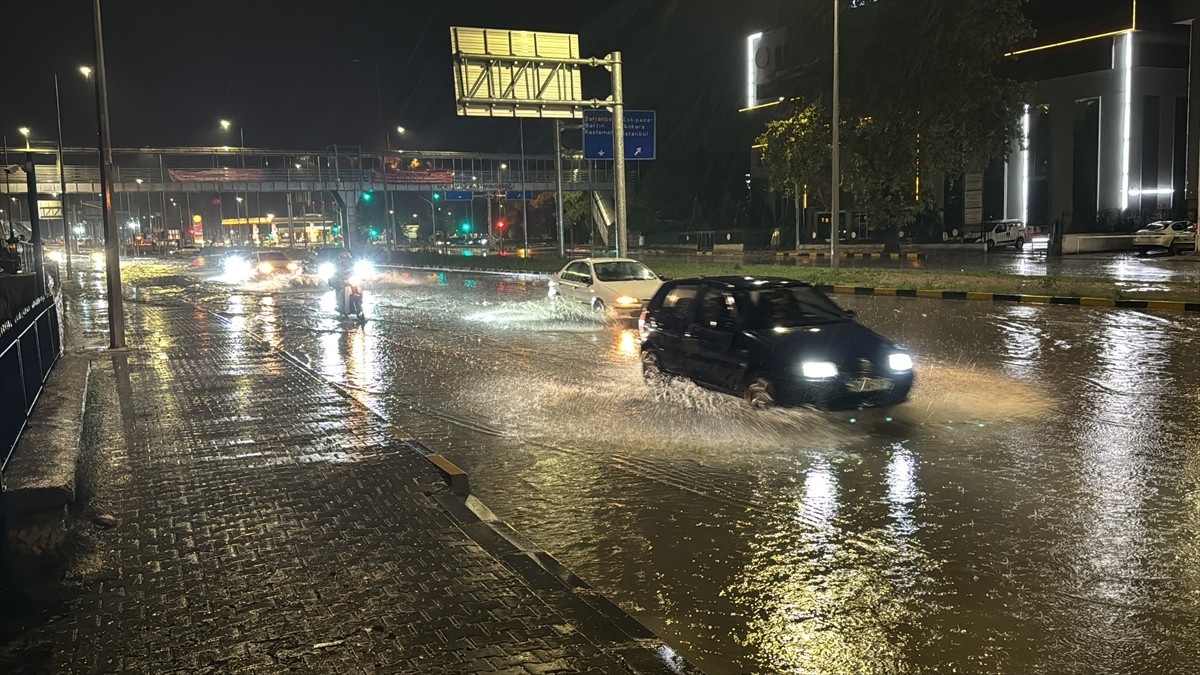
[362,191,373,202]
[369,228,379,239]
[496,220,506,231]
[460,222,471,234]
[432,192,441,201]
[332,225,341,235]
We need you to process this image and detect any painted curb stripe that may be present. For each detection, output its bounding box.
[818,287,1197,312]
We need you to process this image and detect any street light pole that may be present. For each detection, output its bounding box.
[830,0,841,269]
[91,0,125,348]
[54,74,73,276]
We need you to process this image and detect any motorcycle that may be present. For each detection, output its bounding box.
[318,259,374,324]
[338,276,366,324]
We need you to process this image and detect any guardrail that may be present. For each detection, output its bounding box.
[0,293,63,473]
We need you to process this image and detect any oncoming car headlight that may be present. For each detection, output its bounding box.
[888,353,914,372]
[801,361,838,379]
[257,262,274,274]
[317,262,335,281]
[90,251,105,264]
[224,256,250,276]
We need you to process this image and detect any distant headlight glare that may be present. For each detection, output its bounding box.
[317,262,335,281]
[889,353,914,372]
[801,361,838,379]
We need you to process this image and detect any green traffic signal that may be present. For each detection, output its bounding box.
[432,192,441,201]
[362,191,373,202]
[369,229,379,238]
[460,222,471,233]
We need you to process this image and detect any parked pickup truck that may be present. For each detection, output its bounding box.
[972,219,1026,250]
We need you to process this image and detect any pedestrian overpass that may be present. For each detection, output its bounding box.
[1,145,615,245]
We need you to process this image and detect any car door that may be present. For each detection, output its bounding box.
[682,287,743,391]
[558,261,592,303]
[651,283,700,375]
[1171,222,1195,249]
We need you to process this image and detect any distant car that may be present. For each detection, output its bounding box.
[971,219,1026,250]
[170,245,201,257]
[249,250,300,276]
[191,246,231,267]
[638,276,914,410]
[548,257,664,316]
[1133,220,1196,255]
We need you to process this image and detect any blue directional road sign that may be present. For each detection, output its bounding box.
[443,190,473,201]
[582,109,656,160]
[504,190,535,201]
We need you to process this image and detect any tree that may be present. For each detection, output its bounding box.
[757,0,1033,244]
[756,100,832,247]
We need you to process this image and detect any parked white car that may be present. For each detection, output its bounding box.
[548,257,664,316]
[1133,221,1196,255]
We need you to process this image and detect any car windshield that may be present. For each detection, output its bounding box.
[593,261,657,282]
[257,252,288,262]
[735,286,848,328]
[1143,222,1168,231]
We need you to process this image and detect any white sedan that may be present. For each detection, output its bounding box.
[548,257,664,316]
[1133,221,1196,255]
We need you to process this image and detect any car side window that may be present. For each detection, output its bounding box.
[660,285,699,321]
[565,261,589,282]
[699,290,736,330]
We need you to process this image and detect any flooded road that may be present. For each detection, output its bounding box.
[115,259,1200,674]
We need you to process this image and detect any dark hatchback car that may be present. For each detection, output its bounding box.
[638,276,915,410]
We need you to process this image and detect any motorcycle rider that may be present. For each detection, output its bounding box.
[328,251,355,315]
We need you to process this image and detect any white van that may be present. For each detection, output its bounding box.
[973,219,1026,250]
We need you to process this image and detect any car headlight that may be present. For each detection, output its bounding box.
[47,251,64,263]
[317,262,335,281]
[257,262,274,274]
[352,260,375,280]
[224,257,250,274]
[90,251,105,264]
[801,361,838,379]
[889,353,914,372]
[615,295,638,306]
[286,261,299,272]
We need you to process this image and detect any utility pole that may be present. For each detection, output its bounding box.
[554,120,565,258]
[830,0,841,269]
[520,119,529,255]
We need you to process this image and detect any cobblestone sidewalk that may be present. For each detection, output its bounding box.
[1,289,693,674]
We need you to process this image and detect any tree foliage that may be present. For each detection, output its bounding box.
[756,0,1033,232]
[755,100,831,206]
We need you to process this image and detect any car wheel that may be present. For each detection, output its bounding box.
[591,298,606,312]
[1014,237,1024,250]
[744,376,776,409]
[985,240,994,252]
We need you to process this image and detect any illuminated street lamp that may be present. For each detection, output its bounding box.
[79,65,92,78]
[18,127,31,149]
[396,126,406,135]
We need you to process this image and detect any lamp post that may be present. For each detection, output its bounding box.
[18,127,31,150]
[418,196,436,242]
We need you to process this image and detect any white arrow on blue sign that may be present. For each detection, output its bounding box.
[582,110,656,161]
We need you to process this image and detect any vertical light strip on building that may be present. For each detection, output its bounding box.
[1120,31,1133,210]
[1022,104,1030,225]
[747,32,762,109]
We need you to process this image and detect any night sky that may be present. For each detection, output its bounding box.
[0,0,789,156]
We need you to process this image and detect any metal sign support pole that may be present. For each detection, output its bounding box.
[24,156,45,296]
[612,51,627,257]
[554,119,565,258]
[54,74,72,277]
[520,119,529,255]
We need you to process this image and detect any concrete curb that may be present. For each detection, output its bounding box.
[816,285,1200,312]
[775,251,926,260]
[2,353,90,555]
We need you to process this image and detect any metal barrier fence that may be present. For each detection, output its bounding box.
[0,293,63,473]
